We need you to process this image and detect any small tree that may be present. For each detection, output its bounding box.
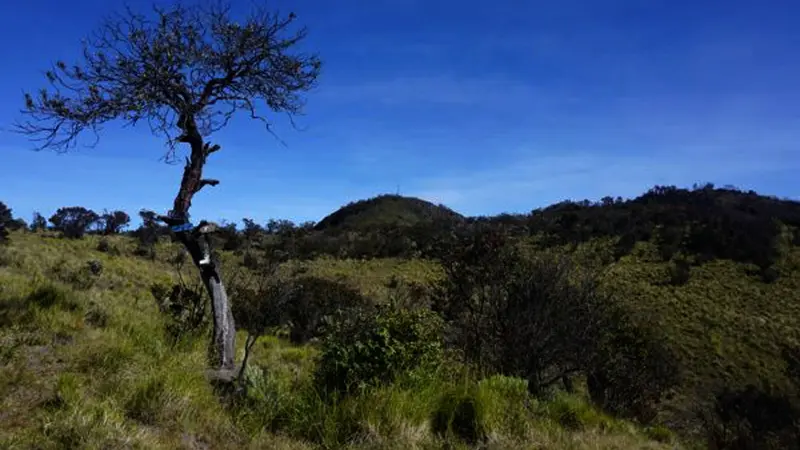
[15,2,321,372]
[133,209,166,259]
[100,209,131,235]
[0,202,11,242]
[49,206,99,239]
[30,212,48,232]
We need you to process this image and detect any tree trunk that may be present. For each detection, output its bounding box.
[159,120,236,372]
[200,258,236,370]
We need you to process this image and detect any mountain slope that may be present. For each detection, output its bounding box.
[314,194,464,232]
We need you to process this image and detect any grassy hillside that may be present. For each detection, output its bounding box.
[3,185,800,449]
[0,232,674,449]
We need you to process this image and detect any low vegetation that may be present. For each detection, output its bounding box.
[3,184,800,449]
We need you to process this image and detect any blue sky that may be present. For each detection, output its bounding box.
[1,0,799,226]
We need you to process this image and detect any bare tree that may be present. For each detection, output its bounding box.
[14,2,321,373]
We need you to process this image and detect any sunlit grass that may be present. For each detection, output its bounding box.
[0,231,685,448]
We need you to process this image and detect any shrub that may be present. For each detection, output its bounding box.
[315,305,444,395]
[436,239,616,395]
[86,260,103,276]
[587,309,682,423]
[150,282,208,344]
[96,238,120,255]
[703,384,800,450]
[0,201,11,243]
[284,276,369,344]
[49,206,99,239]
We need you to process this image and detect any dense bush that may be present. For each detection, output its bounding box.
[49,206,99,239]
[433,224,597,391]
[99,210,130,235]
[0,201,11,243]
[150,282,208,344]
[587,310,682,422]
[432,223,681,424]
[703,384,800,450]
[132,210,167,259]
[30,211,47,232]
[283,276,369,344]
[315,305,444,395]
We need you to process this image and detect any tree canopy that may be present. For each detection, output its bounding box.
[15,2,321,161]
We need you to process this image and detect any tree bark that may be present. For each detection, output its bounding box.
[160,119,236,372]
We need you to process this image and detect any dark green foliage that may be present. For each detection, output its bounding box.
[214,221,243,251]
[7,218,27,232]
[96,238,120,255]
[434,224,599,391]
[150,282,208,344]
[283,276,369,344]
[314,194,463,232]
[28,284,80,311]
[84,302,110,328]
[133,210,167,259]
[315,306,444,395]
[434,222,681,423]
[49,206,99,239]
[30,211,47,232]
[230,270,295,339]
[703,384,800,450]
[524,185,800,270]
[666,255,692,286]
[86,260,103,276]
[0,201,11,243]
[587,311,682,422]
[99,210,130,235]
[431,388,485,445]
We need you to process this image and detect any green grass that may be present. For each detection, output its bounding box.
[0,231,684,448]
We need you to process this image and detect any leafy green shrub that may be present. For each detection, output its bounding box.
[703,384,800,450]
[437,239,617,395]
[284,276,369,344]
[150,281,208,344]
[587,310,682,423]
[0,201,12,244]
[315,306,444,395]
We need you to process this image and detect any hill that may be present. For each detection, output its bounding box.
[313,194,464,232]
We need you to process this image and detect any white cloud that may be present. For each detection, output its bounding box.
[407,147,800,215]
